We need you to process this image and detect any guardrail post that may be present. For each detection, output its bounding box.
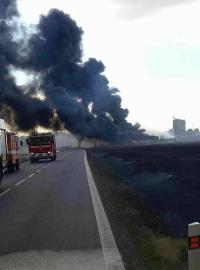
[188,222,200,270]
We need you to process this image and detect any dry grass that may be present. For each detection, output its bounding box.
[150,234,187,264]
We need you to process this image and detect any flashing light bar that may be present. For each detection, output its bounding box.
[30,132,53,136]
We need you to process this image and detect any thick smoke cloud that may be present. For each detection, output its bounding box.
[0,2,147,143]
[0,57,53,130]
[0,1,53,130]
[0,0,18,19]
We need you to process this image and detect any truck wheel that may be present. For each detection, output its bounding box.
[0,164,3,185]
[16,161,20,171]
[7,164,15,173]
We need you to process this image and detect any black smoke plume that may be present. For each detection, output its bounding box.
[0,0,18,19]
[0,0,53,130]
[0,3,147,143]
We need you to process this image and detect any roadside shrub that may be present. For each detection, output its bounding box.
[149,234,187,268]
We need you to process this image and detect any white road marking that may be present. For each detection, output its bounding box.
[36,169,42,173]
[84,151,125,270]
[28,173,35,178]
[15,179,26,186]
[43,166,47,169]
[0,188,11,197]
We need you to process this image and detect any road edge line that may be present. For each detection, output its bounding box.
[84,151,125,270]
[0,188,11,197]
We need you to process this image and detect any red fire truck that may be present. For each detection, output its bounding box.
[6,132,21,172]
[0,119,21,183]
[27,132,57,162]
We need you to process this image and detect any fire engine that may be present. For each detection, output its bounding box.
[27,132,57,162]
[0,119,21,183]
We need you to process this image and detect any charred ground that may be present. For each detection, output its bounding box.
[90,142,200,237]
[88,142,198,269]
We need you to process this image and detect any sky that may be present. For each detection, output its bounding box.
[17,0,200,132]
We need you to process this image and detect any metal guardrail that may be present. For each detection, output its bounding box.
[188,222,200,270]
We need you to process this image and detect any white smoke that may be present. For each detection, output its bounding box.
[112,0,197,19]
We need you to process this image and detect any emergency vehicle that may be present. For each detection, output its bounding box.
[27,132,57,162]
[0,119,21,183]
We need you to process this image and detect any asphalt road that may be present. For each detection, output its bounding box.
[0,150,106,270]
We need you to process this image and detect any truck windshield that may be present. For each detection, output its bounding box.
[29,137,52,146]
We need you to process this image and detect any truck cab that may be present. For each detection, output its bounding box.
[0,119,21,185]
[27,132,57,162]
[0,119,7,182]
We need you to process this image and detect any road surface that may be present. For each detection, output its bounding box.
[0,150,124,270]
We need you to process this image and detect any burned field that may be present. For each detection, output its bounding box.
[90,142,200,237]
